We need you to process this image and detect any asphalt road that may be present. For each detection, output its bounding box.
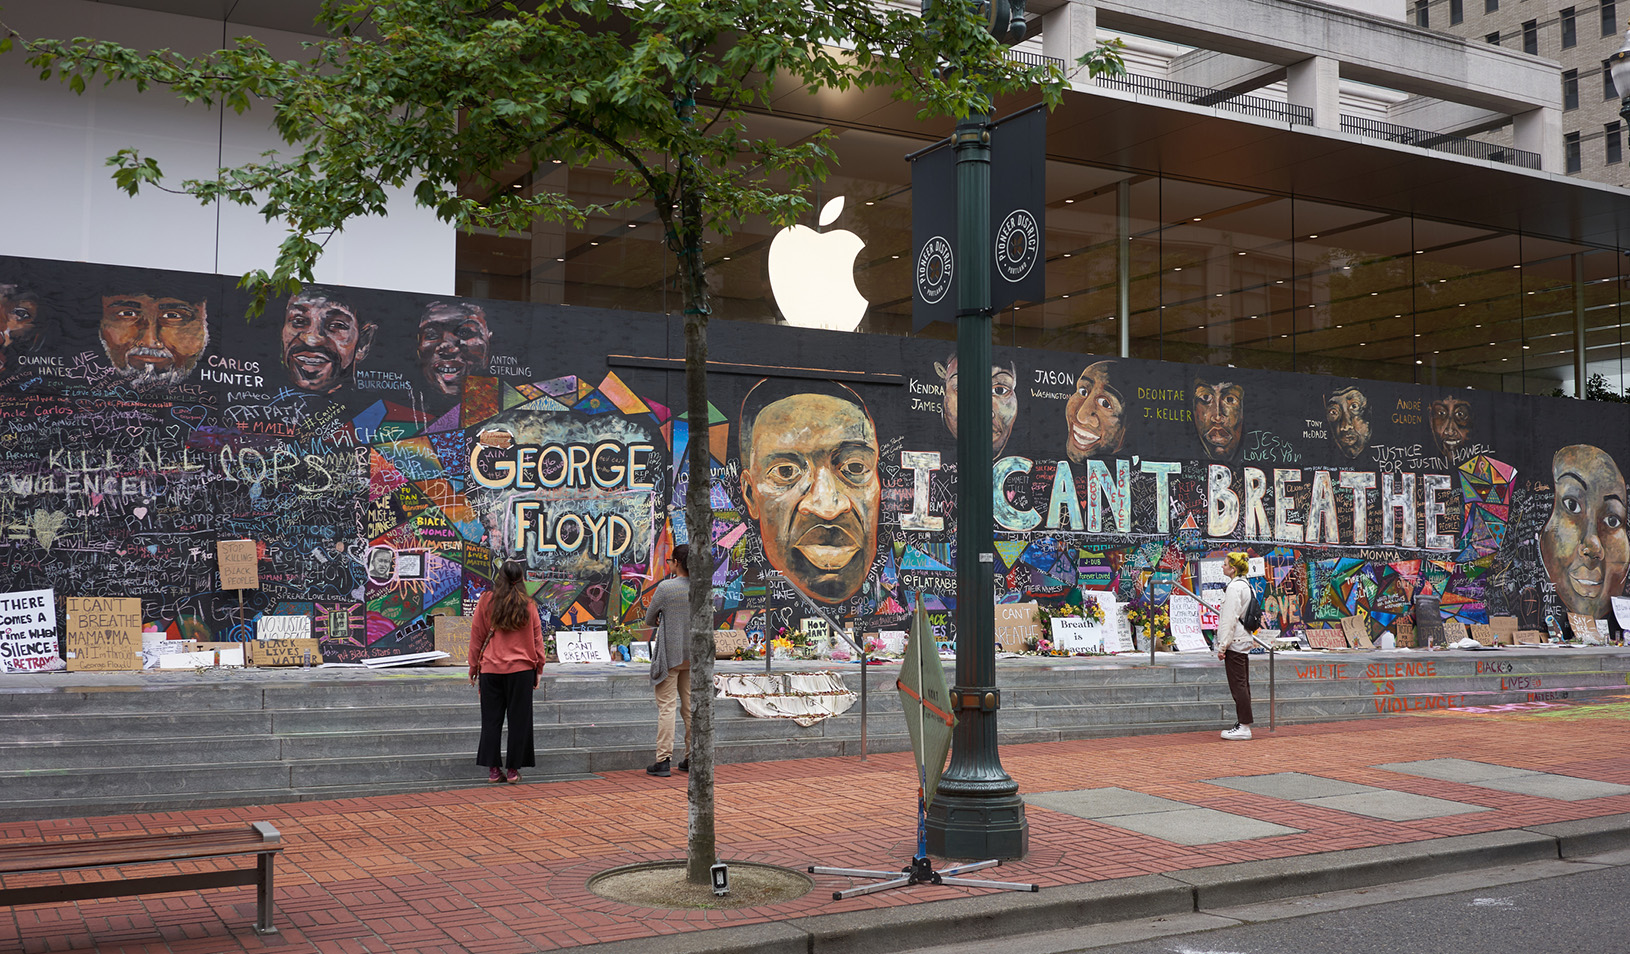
[1088,864,1630,953]
[902,851,1630,954]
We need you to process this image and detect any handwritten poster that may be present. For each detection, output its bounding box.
[714,629,749,658]
[0,588,62,673]
[257,615,312,640]
[1167,595,1210,653]
[994,602,1042,653]
[65,596,141,672]
[557,629,610,663]
[217,539,259,590]
[1103,601,1134,653]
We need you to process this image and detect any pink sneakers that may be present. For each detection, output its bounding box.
[488,767,504,783]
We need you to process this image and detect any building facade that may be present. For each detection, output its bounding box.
[4,0,1630,669]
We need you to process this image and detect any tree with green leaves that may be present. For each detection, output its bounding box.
[4,0,1123,884]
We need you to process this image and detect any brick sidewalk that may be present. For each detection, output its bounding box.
[4,698,1630,954]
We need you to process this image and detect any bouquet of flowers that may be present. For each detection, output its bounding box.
[1078,594,1106,625]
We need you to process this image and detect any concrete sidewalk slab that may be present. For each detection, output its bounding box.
[1296,790,1490,820]
[1092,807,1304,845]
[1207,772,1380,799]
[1377,757,1541,782]
[1471,774,1630,801]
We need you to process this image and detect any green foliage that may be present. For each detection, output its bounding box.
[1551,373,1630,402]
[3,0,1122,314]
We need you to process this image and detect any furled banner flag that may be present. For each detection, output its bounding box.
[896,595,957,809]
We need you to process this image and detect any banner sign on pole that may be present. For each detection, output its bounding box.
[910,106,1047,332]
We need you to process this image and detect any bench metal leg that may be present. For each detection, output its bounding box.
[254,851,278,935]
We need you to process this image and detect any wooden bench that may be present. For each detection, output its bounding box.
[0,822,282,935]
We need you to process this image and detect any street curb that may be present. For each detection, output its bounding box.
[785,874,1189,954]
[577,822,1630,954]
[1162,829,1558,909]
[1526,812,1630,858]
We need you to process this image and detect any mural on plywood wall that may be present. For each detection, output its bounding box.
[0,252,1621,671]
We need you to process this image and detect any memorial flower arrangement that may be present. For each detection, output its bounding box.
[1035,594,1106,628]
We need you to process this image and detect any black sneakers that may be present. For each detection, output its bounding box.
[646,758,671,777]
[675,758,689,773]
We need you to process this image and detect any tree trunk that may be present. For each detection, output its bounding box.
[675,150,717,888]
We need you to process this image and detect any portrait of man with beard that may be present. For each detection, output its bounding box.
[100,291,209,388]
[738,379,880,605]
[281,289,377,394]
[1193,375,1245,461]
[417,301,491,403]
[1324,385,1372,462]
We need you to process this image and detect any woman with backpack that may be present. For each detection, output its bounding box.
[1215,551,1257,741]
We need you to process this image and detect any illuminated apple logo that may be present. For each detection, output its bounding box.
[767,196,869,332]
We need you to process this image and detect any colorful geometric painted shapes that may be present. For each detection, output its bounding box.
[899,545,953,572]
[375,436,443,482]
[709,422,730,465]
[596,372,650,416]
[424,403,462,435]
[518,394,572,413]
[535,375,578,398]
[993,540,1028,569]
[463,377,501,424]
[646,398,671,424]
[573,388,615,414]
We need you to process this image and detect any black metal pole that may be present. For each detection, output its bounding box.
[925,109,1028,860]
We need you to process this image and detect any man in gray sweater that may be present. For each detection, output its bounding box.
[644,544,692,776]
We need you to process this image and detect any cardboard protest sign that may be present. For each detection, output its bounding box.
[1567,612,1600,643]
[1309,627,1349,650]
[257,614,312,640]
[556,629,610,663]
[714,629,749,658]
[1340,614,1373,649]
[248,639,319,667]
[218,539,259,590]
[434,615,473,666]
[0,588,63,673]
[801,617,831,653]
[994,602,1041,652]
[65,597,141,671]
[1108,602,1134,653]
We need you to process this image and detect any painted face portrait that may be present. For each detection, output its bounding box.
[1325,386,1371,461]
[936,355,1019,456]
[100,293,208,386]
[0,285,44,375]
[416,301,491,399]
[1429,395,1473,466]
[1193,376,1245,460]
[282,291,376,394]
[1063,360,1126,462]
[1540,444,1629,620]
[741,388,880,604]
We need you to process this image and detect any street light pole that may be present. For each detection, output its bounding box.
[924,16,1029,857]
[1610,23,1630,126]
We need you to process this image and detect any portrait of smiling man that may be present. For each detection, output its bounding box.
[1063,359,1127,462]
[100,291,209,387]
[417,300,492,401]
[739,379,881,605]
[281,288,377,394]
[1540,444,1629,621]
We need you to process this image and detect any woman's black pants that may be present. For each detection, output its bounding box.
[477,671,536,769]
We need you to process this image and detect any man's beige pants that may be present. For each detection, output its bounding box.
[653,664,692,762]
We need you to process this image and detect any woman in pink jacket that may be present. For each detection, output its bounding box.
[468,561,547,783]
